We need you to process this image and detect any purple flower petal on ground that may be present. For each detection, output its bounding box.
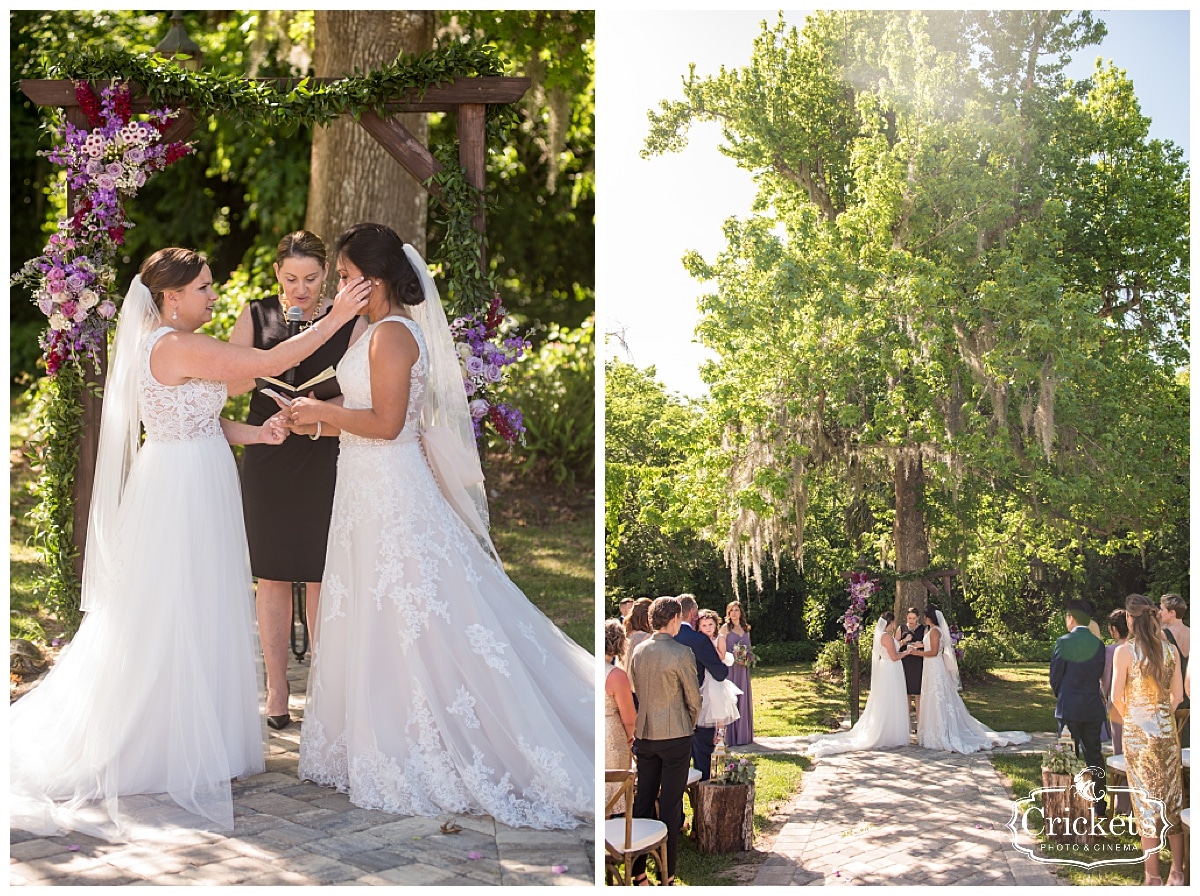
[468,851,482,860]
[66,845,80,851]
[552,865,568,874]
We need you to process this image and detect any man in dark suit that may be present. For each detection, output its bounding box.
[674,593,729,780]
[1049,599,1107,811]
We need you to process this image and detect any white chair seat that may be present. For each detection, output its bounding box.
[605,817,668,853]
[687,768,702,786]
[1107,754,1127,774]
[1181,747,1190,769]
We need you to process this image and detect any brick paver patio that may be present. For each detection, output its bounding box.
[10,654,594,886]
[746,732,1064,886]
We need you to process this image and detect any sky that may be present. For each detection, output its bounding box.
[597,10,1191,400]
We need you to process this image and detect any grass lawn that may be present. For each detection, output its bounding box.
[750,660,1060,738]
[10,388,595,654]
[991,754,1180,886]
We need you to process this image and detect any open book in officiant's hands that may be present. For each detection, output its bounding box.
[255,367,340,402]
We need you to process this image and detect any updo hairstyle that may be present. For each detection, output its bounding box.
[334,223,424,306]
[276,230,327,267]
[139,248,207,314]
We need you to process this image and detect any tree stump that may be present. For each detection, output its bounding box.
[696,782,754,853]
[1040,768,1101,846]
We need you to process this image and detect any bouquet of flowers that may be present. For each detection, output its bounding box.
[11,81,191,375]
[451,293,530,444]
[839,572,879,643]
[733,642,757,667]
[1041,739,1085,775]
[717,756,756,786]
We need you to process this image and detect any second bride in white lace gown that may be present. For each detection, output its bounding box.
[288,225,593,830]
[914,608,1030,753]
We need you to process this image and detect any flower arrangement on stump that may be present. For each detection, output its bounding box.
[451,293,530,444]
[11,81,192,632]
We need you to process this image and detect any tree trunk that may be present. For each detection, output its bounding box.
[696,782,755,853]
[306,11,435,256]
[892,448,931,620]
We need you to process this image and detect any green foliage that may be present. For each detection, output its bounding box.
[490,318,593,484]
[636,11,1188,633]
[955,634,999,679]
[813,636,875,683]
[24,370,86,633]
[753,640,820,666]
[977,625,1056,664]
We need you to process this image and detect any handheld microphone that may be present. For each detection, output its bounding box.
[284,305,305,386]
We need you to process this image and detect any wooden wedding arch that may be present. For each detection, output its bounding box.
[20,73,529,573]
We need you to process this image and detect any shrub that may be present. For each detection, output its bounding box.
[977,626,1055,663]
[955,635,999,680]
[492,318,594,485]
[753,640,820,666]
[813,637,874,683]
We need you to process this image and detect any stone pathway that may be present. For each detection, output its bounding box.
[10,653,593,886]
[747,732,1065,886]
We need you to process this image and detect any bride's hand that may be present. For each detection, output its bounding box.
[260,412,289,444]
[328,276,372,325]
[290,394,324,427]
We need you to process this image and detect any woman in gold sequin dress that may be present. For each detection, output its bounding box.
[1111,594,1185,886]
[605,620,636,814]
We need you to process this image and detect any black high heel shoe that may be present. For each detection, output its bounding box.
[267,714,291,731]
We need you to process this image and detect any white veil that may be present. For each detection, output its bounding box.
[80,275,160,612]
[403,244,497,560]
[871,617,888,664]
[935,610,961,690]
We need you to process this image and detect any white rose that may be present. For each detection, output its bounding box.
[49,312,68,332]
[80,290,99,309]
[456,342,473,361]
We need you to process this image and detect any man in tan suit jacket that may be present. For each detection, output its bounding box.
[628,596,701,885]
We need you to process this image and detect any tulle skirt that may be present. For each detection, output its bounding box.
[299,438,594,830]
[697,674,742,728]
[10,435,266,841]
[807,657,910,758]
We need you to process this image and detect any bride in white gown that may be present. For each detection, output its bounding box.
[913,608,1030,753]
[807,614,910,757]
[286,224,593,830]
[10,248,367,841]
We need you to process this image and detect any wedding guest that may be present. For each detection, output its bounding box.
[623,598,654,680]
[1158,593,1189,748]
[229,230,362,730]
[897,607,926,725]
[719,601,755,747]
[629,596,701,886]
[696,609,741,739]
[618,597,635,623]
[675,593,729,780]
[1111,594,1185,886]
[1050,599,1108,812]
[604,619,636,817]
[1101,608,1129,755]
[11,249,367,840]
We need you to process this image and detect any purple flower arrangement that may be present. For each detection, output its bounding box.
[948,623,965,660]
[840,572,879,643]
[11,81,191,375]
[451,293,531,444]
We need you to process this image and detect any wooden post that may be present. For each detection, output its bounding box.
[456,103,487,267]
[850,644,861,725]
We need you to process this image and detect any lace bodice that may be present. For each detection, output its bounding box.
[139,328,226,442]
[336,316,427,446]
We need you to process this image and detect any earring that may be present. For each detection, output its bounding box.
[172,305,178,321]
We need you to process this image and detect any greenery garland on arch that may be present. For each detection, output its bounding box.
[14,44,527,632]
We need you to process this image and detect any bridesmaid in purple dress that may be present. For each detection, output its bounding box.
[719,601,754,746]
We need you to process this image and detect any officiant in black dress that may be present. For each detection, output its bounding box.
[229,231,360,729]
[897,607,926,721]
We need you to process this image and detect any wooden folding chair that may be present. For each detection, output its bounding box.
[604,769,669,885]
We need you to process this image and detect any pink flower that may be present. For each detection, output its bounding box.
[37,294,55,315]
[468,851,482,860]
[465,356,485,377]
[96,300,117,319]
[469,399,490,421]
[484,363,503,383]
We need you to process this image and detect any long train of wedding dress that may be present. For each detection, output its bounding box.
[298,316,593,830]
[10,327,266,841]
[916,611,1029,753]
[807,620,910,757]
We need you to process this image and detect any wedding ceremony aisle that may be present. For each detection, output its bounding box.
[9,655,593,886]
[749,735,1061,887]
